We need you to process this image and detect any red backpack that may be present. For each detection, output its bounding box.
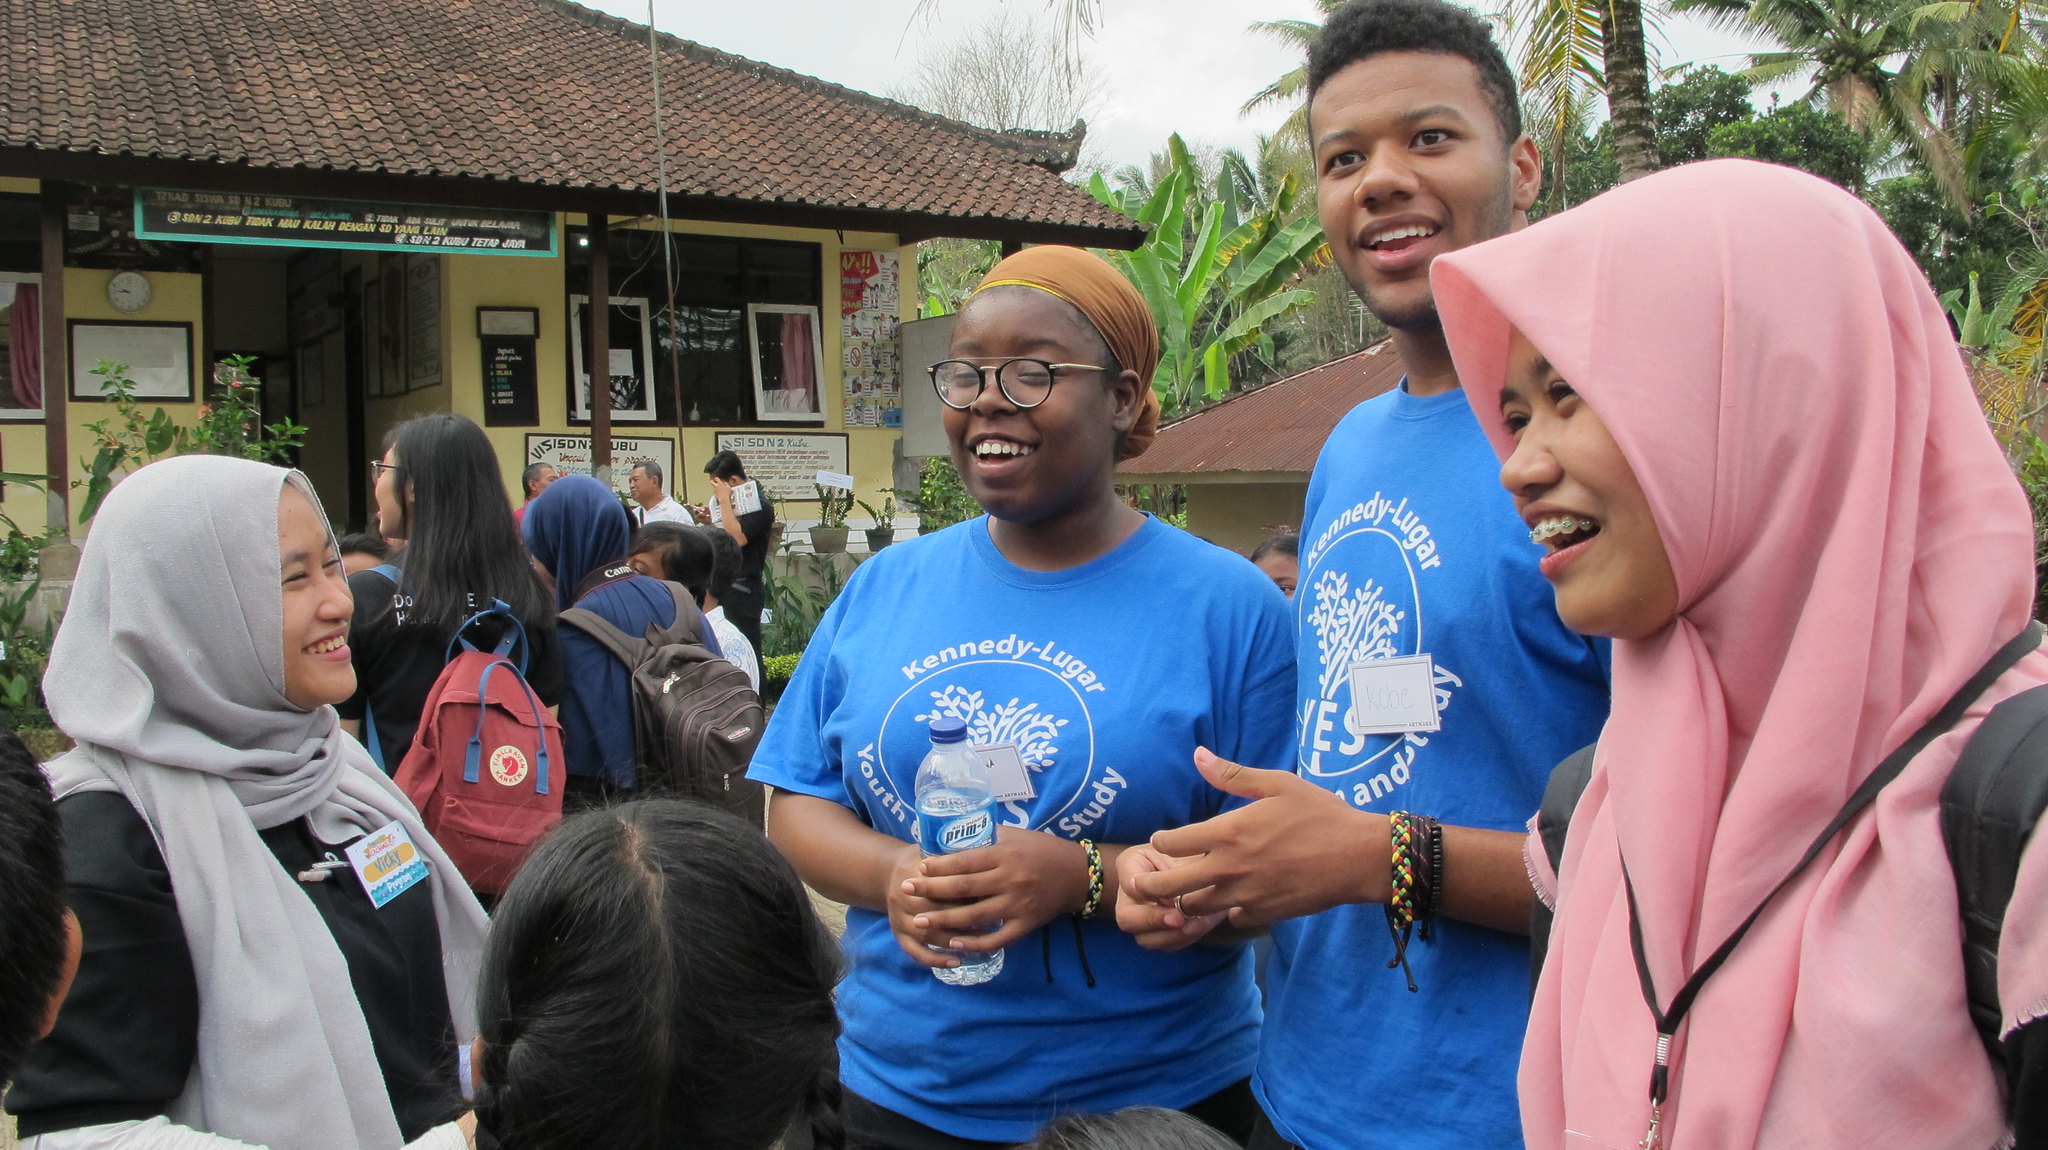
[391,601,564,895]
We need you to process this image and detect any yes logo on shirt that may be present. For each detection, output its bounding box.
[1298,492,1463,805]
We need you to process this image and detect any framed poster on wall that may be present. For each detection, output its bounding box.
[69,320,193,401]
[568,295,657,423]
[746,303,825,422]
[405,255,442,392]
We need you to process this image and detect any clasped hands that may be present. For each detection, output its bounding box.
[885,749,1386,965]
[1115,747,1385,951]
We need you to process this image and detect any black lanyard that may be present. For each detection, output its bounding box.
[1620,621,2041,1149]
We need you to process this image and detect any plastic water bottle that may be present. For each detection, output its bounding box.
[914,716,1005,985]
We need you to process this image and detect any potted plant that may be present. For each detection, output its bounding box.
[810,484,852,553]
[858,494,897,552]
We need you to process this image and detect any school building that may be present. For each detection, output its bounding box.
[0,0,1140,545]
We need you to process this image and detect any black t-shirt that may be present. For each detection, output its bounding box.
[728,492,773,613]
[338,562,563,769]
[5,792,461,1141]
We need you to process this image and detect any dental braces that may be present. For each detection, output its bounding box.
[1528,516,1595,545]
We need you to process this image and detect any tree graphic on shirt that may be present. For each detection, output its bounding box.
[1307,570,1405,698]
[919,685,1067,771]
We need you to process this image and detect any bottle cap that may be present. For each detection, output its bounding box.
[928,717,968,744]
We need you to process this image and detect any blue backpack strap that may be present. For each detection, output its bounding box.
[446,599,529,675]
[464,658,554,796]
[369,563,402,586]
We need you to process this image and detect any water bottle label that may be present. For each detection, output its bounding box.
[920,809,994,855]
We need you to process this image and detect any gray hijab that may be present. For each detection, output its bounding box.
[43,455,487,1150]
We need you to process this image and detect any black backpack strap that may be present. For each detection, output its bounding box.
[559,606,644,668]
[1531,741,1599,993]
[650,581,706,648]
[1944,679,2048,1063]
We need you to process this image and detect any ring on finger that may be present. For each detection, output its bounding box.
[1174,894,1188,915]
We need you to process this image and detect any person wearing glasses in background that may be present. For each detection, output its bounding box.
[750,246,1295,1149]
[339,414,562,772]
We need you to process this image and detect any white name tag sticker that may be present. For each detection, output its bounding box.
[975,742,1036,802]
[1347,654,1442,734]
[345,820,431,909]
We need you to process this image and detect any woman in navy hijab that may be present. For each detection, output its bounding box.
[521,474,716,808]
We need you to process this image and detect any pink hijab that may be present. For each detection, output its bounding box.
[1433,160,2048,1148]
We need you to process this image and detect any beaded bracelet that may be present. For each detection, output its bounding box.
[1077,838,1104,919]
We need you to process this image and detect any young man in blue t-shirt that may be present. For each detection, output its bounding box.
[1118,3,1610,1147]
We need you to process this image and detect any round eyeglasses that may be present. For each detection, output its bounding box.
[928,358,1106,410]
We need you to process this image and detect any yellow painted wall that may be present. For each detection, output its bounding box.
[1184,480,1310,554]
[1,268,208,539]
[6,183,921,541]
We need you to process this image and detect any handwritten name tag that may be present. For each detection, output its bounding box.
[1347,654,1441,735]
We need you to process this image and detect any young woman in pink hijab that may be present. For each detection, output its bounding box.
[1431,159,2048,1149]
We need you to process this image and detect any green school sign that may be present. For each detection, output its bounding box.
[134,188,557,257]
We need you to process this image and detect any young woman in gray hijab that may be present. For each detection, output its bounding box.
[5,456,488,1150]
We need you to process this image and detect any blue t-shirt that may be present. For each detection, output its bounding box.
[751,515,1296,1142]
[1254,385,1609,1150]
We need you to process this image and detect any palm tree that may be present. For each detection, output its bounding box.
[1508,0,1664,180]
[1240,0,1352,148]
[1671,0,2013,206]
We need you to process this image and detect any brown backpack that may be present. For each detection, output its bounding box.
[559,582,765,826]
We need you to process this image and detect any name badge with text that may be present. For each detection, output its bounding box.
[1348,654,1442,735]
[975,742,1036,803]
[346,820,431,909]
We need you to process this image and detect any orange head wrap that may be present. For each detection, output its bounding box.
[969,246,1162,461]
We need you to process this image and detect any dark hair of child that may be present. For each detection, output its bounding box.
[0,729,68,1085]
[336,532,390,561]
[1248,532,1298,564]
[1027,1108,1242,1150]
[1307,0,1523,142]
[627,522,715,605]
[698,525,742,604]
[473,800,844,1150]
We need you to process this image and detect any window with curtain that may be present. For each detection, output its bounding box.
[0,274,44,421]
[567,229,820,426]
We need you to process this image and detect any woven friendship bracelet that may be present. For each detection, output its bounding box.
[1384,811,1422,992]
[1077,838,1104,919]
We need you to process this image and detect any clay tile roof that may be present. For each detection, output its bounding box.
[0,0,1140,243]
[1119,342,1405,478]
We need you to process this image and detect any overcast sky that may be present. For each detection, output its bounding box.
[586,0,1771,172]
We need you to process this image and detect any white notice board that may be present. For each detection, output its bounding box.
[712,432,850,502]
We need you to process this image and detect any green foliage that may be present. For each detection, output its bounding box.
[762,652,801,683]
[912,457,979,531]
[812,484,853,528]
[855,493,896,524]
[762,549,849,658]
[1087,134,1326,415]
[2010,431,2048,619]
[1655,66,1758,165]
[1706,100,1873,192]
[78,356,309,525]
[0,530,49,584]
[0,577,53,726]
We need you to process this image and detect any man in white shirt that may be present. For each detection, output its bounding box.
[627,460,695,527]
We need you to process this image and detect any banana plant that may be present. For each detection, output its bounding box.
[1087,135,1326,416]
